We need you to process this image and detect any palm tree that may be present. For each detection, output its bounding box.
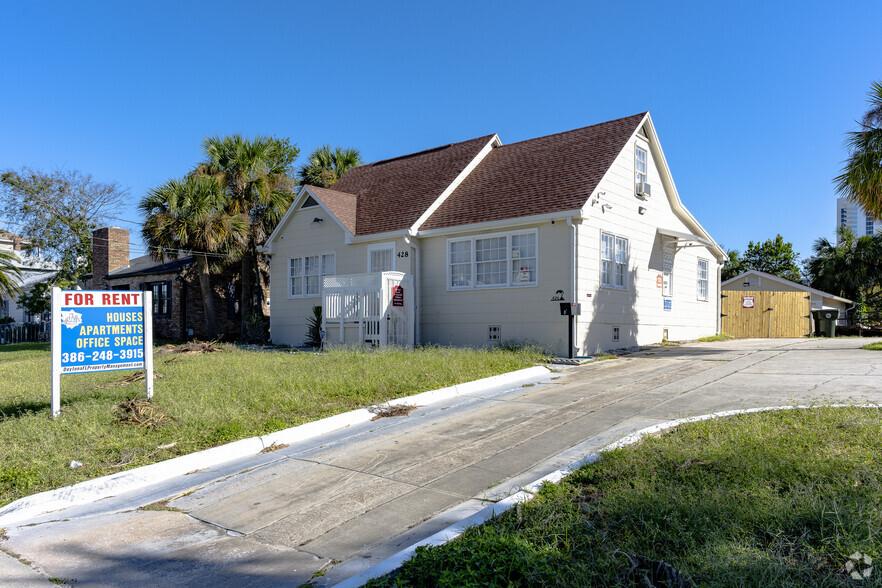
[0,248,22,299]
[296,145,362,188]
[834,81,882,218]
[201,135,298,335]
[806,226,882,303]
[140,175,246,339]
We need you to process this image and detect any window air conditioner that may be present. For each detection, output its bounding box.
[636,182,651,199]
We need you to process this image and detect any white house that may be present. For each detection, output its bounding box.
[261,113,727,356]
[0,230,58,323]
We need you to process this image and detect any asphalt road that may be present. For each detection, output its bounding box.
[2,337,881,586]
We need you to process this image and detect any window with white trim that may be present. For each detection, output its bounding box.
[447,230,537,290]
[601,233,629,289]
[635,145,648,185]
[368,242,395,273]
[289,252,335,297]
[697,258,709,301]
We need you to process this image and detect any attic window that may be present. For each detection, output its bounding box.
[301,195,319,209]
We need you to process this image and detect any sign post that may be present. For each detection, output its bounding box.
[50,288,154,417]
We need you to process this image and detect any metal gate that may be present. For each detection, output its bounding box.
[722,290,811,338]
[322,272,413,347]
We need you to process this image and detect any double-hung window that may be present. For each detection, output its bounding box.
[635,145,647,185]
[697,258,709,301]
[448,230,537,290]
[601,233,629,289]
[290,252,335,297]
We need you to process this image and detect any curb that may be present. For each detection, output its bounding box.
[332,403,875,587]
[0,365,551,528]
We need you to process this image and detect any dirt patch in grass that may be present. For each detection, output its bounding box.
[369,404,419,420]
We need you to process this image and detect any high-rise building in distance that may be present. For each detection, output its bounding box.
[837,197,881,242]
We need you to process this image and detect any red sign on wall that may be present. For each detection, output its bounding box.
[392,285,404,307]
[656,274,663,288]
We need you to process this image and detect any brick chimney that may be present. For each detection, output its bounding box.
[12,237,22,251]
[92,227,129,290]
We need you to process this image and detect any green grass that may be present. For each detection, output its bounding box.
[370,407,882,587]
[863,341,882,350]
[698,333,735,342]
[0,342,548,508]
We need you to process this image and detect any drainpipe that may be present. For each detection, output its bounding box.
[567,216,577,357]
[716,262,722,334]
[404,233,420,345]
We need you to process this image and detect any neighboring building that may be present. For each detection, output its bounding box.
[262,113,727,355]
[837,197,881,241]
[83,227,241,340]
[722,270,852,337]
[0,229,58,323]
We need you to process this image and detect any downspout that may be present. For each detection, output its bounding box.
[567,216,577,357]
[404,233,420,345]
[716,263,722,334]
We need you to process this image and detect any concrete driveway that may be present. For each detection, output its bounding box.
[2,337,881,586]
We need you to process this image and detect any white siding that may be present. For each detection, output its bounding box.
[419,222,573,355]
[575,133,720,353]
[268,209,414,346]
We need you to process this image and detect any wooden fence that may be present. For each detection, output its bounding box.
[722,291,811,338]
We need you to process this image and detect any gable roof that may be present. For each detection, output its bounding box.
[722,270,853,304]
[420,113,646,230]
[307,185,358,235]
[331,134,495,235]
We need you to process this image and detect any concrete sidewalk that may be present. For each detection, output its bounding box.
[2,337,881,586]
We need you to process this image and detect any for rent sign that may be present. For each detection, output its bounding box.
[51,288,154,417]
[58,291,146,373]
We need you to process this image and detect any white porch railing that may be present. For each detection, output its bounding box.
[322,272,413,347]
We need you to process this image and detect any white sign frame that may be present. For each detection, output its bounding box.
[50,288,154,417]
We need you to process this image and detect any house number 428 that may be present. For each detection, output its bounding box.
[396,251,409,258]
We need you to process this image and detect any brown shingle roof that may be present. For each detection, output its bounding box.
[307,185,358,235]
[331,135,495,235]
[420,113,646,230]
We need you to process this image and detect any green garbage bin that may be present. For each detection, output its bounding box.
[812,309,839,337]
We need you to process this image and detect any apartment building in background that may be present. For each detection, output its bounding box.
[837,197,881,242]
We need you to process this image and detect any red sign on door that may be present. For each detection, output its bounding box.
[742,296,755,309]
[392,285,404,307]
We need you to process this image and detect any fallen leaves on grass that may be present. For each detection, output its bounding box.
[114,398,173,429]
[369,403,419,420]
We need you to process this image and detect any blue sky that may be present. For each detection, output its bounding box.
[2,1,880,262]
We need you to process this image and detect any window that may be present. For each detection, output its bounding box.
[867,216,875,236]
[601,233,629,289]
[447,230,537,290]
[290,252,335,297]
[697,259,709,301]
[635,145,647,185]
[368,242,395,273]
[301,195,319,209]
[145,281,171,316]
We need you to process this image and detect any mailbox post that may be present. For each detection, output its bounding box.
[559,302,581,359]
